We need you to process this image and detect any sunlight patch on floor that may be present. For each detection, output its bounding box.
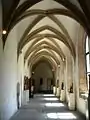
[43,94,55,97]
[44,98,58,101]
[45,103,64,107]
[47,112,77,119]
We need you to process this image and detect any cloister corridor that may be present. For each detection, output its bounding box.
[1,0,90,120]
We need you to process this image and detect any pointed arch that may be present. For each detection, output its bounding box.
[21,33,75,58]
[30,56,57,71]
[26,46,61,63]
[28,50,60,66]
[24,39,65,60]
[18,14,74,56]
[19,25,75,58]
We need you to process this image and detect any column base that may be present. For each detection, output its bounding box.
[60,90,65,101]
[86,96,90,120]
[56,87,60,97]
[23,90,29,105]
[68,93,75,110]
[53,86,56,95]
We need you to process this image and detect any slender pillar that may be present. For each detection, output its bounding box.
[88,74,90,120]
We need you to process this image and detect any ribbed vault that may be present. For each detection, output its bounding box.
[28,50,60,66]
[27,47,60,64]
[1,1,90,118]
[24,39,65,61]
[3,0,90,36]
[18,25,75,57]
[18,14,74,50]
[3,0,90,32]
[30,55,58,71]
[3,0,89,74]
[10,9,83,30]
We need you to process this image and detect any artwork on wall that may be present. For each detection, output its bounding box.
[24,76,29,90]
[40,78,43,85]
[57,79,59,87]
[61,82,64,90]
[70,83,73,93]
[51,79,53,85]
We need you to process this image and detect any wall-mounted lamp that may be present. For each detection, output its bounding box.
[58,65,60,68]
[52,68,55,71]
[32,72,34,75]
[3,30,7,35]
[63,58,65,61]
[20,50,22,54]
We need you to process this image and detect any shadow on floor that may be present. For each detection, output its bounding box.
[10,94,86,120]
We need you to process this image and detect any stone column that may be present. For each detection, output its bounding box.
[65,55,73,102]
[78,27,87,93]
[87,74,90,120]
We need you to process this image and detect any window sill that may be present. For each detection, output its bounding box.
[80,92,88,100]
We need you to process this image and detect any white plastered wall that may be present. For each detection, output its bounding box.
[0,1,3,119]
[1,27,18,120]
[32,62,53,92]
[0,26,30,120]
[0,39,3,119]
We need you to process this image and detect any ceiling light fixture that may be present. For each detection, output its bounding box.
[58,65,60,68]
[52,68,55,71]
[32,71,34,74]
[63,58,65,61]
[3,30,7,34]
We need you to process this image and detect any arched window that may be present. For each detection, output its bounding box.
[85,36,90,93]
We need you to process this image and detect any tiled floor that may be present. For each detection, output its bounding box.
[10,94,86,120]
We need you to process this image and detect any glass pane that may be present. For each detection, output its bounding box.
[86,54,90,72]
[86,36,89,53]
[87,74,89,92]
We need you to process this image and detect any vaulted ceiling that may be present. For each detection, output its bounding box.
[2,0,90,70]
